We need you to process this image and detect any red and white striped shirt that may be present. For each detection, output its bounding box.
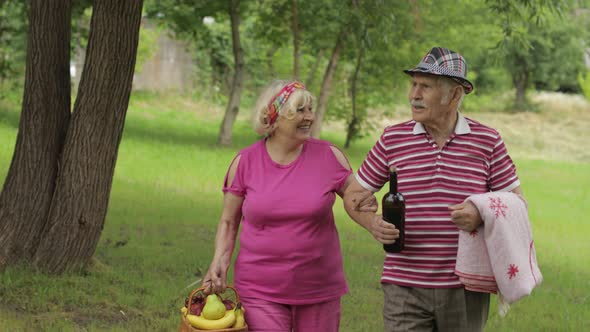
[356,113,520,288]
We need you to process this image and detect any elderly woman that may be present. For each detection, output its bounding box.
[201,80,364,332]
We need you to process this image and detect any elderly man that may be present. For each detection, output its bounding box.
[344,47,523,332]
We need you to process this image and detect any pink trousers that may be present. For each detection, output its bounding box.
[239,295,341,332]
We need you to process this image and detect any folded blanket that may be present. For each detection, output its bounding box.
[455,192,543,316]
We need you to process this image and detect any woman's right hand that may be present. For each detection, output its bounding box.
[202,260,228,295]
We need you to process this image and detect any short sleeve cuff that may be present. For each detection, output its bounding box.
[354,173,380,193]
[496,179,521,192]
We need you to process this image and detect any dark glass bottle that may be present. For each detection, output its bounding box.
[382,169,405,253]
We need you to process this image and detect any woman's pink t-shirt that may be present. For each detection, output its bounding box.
[223,138,351,305]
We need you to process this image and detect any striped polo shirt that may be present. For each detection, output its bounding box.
[356,113,520,288]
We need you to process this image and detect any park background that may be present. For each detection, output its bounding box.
[0,0,589,331]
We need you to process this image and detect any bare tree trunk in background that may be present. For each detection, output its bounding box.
[292,0,299,80]
[32,0,143,274]
[410,0,422,32]
[345,42,364,149]
[266,45,278,79]
[311,29,346,138]
[0,0,72,269]
[512,56,529,111]
[306,49,324,87]
[218,0,244,146]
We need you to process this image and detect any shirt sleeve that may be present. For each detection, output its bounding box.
[355,130,390,192]
[488,134,520,192]
[222,153,246,196]
[328,145,353,193]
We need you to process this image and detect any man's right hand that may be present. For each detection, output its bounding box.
[351,190,378,212]
[369,214,399,244]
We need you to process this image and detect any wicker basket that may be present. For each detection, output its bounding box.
[179,286,248,332]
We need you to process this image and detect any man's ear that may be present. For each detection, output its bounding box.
[449,85,463,105]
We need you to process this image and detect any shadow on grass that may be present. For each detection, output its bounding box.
[0,106,260,152]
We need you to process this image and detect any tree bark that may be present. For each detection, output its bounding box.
[292,0,299,80]
[410,0,422,33]
[512,56,529,111]
[266,45,278,79]
[311,28,346,138]
[345,43,364,149]
[0,0,71,269]
[32,0,143,273]
[217,0,244,146]
[305,49,324,88]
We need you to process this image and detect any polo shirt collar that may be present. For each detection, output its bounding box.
[412,112,471,135]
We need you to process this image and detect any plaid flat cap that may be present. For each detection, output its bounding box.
[404,47,474,94]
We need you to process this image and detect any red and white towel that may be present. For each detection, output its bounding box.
[455,192,543,316]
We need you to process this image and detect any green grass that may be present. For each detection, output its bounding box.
[1,93,589,331]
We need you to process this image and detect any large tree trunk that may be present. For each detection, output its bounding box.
[217,0,244,146]
[0,0,71,269]
[32,0,143,274]
[310,29,346,138]
[345,43,364,149]
[292,0,299,80]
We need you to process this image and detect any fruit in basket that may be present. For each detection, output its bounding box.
[185,294,205,316]
[191,302,204,316]
[185,309,237,330]
[202,294,226,320]
[222,299,235,310]
[232,302,246,328]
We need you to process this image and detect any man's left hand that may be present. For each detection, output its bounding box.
[449,201,482,232]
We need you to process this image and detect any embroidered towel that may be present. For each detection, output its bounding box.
[455,192,543,313]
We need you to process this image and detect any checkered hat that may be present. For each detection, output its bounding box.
[404,47,474,94]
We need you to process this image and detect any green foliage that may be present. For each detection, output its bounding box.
[0,0,27,97]
[71,0,92,53]
[578,71,590,100]
[484,0,579,108]
[135,26,161,74]
[145,0,237,99]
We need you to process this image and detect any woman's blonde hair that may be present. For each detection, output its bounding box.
[253,80,315,136]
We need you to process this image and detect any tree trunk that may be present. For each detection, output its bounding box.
[292,0,299,80]
[305,49,324,88]
[32,0,143,274]
[266,45,278,79]
[0,0,71,269]
[345,43,364,149]
[512,56,529,111]
[217,0,244,146]
[311,29,346,138]
[410,0,422,32]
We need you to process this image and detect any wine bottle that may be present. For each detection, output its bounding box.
[382,168,405,253]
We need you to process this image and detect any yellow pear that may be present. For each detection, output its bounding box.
[202,294,226,320]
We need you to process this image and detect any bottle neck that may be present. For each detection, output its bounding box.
[389,171,397,194]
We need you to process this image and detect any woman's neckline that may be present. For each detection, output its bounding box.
[263,138,307,168]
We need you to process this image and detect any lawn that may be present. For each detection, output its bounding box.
[0,92,588,331]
